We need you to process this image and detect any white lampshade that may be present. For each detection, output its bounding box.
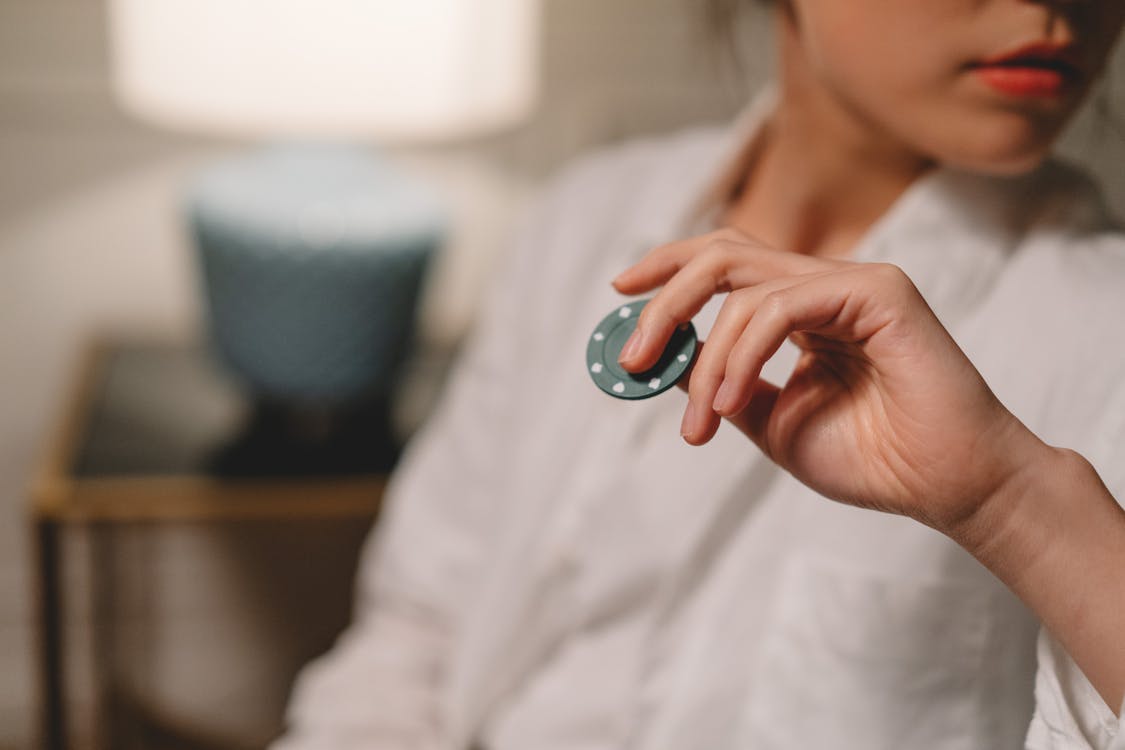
[107,0,540,141]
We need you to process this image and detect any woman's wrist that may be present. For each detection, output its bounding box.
[951,433,1125,711]
[945,426,1064,576]
[958,440,1115,598]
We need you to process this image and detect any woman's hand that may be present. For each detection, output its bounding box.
[612,227,1050,540]
[615,227,1125,713]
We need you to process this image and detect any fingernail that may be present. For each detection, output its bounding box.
[680,401,698,440]
[618,328,645,364]
[713,381,735,414]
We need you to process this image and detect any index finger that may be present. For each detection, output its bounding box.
[612,229,834,297]
[616,245,836,373]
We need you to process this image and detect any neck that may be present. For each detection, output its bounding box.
[722,10,935,258]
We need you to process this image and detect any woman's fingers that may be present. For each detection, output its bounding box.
[675,343,783,449]
[614,234,919,449]
[615,232,842,372]
[612,230,834,297]
[682,273,831,437]
[719,377,783,456]
[681,265,905,444]
[711,279,850,420]
[677,274,848,444]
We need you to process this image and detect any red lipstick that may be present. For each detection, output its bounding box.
[970,42,1084,98]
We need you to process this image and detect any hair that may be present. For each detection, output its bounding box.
[704,0,769,37]
[702,0,774,28]
[704,0,745,34]
[701,0,775,76]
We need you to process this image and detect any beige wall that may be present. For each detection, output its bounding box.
[2,1,1124,748]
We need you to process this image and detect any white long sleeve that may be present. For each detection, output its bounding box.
[268,90,1125,750]
[267,125,740,750]
[1025,630,1123,750]
[270,184,553,750]
[1021,248,1125,750]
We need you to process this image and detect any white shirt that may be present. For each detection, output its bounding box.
[273,90,1125,750]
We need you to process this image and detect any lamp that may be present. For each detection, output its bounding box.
[108,0,539,140]
[107,0,540,474]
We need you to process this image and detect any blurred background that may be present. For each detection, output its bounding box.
[1,1,1124,749]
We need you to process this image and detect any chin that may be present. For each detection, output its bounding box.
[951,148,1051,177]
[924,111,1061,177]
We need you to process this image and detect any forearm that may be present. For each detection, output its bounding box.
[956,439,1125,713]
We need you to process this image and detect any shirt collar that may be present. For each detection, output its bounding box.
[625,83,1109,322]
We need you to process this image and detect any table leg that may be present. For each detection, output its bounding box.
[91,522,125,750]
[34,517,66,750]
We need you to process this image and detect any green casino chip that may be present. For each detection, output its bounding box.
[586,298,697,400]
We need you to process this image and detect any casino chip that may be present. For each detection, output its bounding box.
[586,298,697,400]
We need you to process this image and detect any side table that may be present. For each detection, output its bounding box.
[27,336,391,750]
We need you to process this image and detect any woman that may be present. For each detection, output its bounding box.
[276,1,1125,748]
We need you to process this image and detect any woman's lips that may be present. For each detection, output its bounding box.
[970,42,1084,98]
[974,65,1070,97]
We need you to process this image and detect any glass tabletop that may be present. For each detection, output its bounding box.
[73,341,401,478]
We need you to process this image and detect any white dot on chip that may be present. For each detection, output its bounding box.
[612,382,626,393]
[618,306,632,318]
[648,378,661,389]
[593,332,605,341]
[677,354,688,362]
[591,362,603,373]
